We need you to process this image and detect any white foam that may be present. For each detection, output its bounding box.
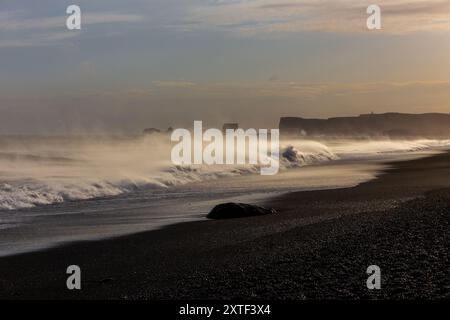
[0,136,449,210]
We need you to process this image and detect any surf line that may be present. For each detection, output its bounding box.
[171,121,280,175]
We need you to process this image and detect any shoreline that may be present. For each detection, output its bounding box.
[0,151,449,299]
[0,156,387,258]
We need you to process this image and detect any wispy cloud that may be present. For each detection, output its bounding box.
[1,13,143,31]
[0,32,80,48]
[183,0,450,36]
[140,80,450,100]
[0,11,144,48]
[152,81,197,88]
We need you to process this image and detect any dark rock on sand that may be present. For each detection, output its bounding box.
[1,152,449,300]
[207,202,277,219]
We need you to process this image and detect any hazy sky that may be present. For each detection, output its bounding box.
[1,0,450,134]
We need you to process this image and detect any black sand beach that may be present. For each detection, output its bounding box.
[0,152,449,300]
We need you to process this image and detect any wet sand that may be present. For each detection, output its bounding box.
[0,151,449,299]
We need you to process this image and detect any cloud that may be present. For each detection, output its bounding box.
[153,81,197,88]
[0,32,80,48]
[0,11,144,48]
[0,12,143,31]
[184,0,450,36]
[137,80,450,101]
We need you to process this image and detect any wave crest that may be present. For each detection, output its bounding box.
[1,137,449,210]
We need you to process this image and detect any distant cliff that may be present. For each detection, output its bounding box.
[279,113,450,138]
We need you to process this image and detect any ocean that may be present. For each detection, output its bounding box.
[0,134,448,256]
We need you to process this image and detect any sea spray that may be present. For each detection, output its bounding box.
[0,135,449,210]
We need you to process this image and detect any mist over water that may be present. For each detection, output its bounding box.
[0,134,449,211]
[0,134,449,256]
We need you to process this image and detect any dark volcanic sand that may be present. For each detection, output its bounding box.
[0,152,449,300]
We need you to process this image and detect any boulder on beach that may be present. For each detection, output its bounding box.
[207,202,277,220]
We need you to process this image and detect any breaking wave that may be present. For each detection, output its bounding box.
[0,135,449,210]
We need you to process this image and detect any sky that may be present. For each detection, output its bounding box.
[1,0,450,134]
